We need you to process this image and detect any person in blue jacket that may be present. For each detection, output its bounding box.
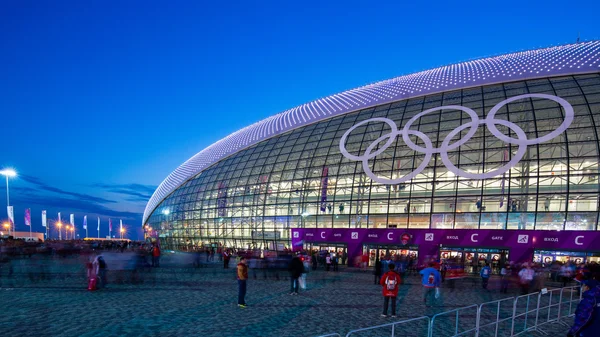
[480,263,492,290]
[568,279,600,337]
[419,262,441,307]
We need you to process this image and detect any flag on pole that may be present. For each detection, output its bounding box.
[97,217,100,231]
[42,210,47,227]
[83,216,87,230]
[70,214,74,226]
[7,206,14,227]
[58,212,61,222]
[109,218,112,232]
[24,209,31,226]
[120,219,123,232]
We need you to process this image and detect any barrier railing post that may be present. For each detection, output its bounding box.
[534,292,542,331]
[428,316,432,337]
[495,300,501,337]
[455,310,459,336]
[524,294,530,331]
[568,286,575,316]
[547,290,553,323]
[511,296,518,336]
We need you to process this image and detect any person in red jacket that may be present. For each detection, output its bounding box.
[380,263,401,317]
[152,244,161,268]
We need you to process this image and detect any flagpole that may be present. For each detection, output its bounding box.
[97,217,100,239]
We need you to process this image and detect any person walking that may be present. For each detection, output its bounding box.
[152,244,161,267]
[325,253,332,271]
[237,257,249,308]
[568,279,600,337]
[500,264,510,294]
[440,261,447,283]
[561,263,573,287]
[380,263,401,318]
[481,263,492,290]
[420,262,441,307]
[92,254,107,289]
[87,256,97,291]
[518,263,534,295]
[333,253,339,272]
[288,256,304,295]
[374,257,383,285]
[361,253,369,272]
[223,250,230,269]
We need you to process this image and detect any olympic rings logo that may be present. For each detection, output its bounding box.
[339,94,574,184]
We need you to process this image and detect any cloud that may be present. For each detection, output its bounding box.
[92,183,157,201]
[20,174,116,204]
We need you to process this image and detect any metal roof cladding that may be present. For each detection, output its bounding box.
[143,41,600,224]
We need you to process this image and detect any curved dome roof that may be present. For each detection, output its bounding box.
[143,41,600,224]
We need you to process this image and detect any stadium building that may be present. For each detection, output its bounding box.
[144,41,600,268]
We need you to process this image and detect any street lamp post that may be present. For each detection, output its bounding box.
[3,223,10,236]
[120,227,125,240]
[0,169,17,233]
[57,222,62,240]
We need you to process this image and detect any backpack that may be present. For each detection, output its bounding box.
[98,258,107,269]
[483,268,489,276]
[386,275,397,290]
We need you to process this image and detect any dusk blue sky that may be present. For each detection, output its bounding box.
[1,1,599,239]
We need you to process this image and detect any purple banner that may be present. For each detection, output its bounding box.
[217,182,228,217]
[24,208,31,226]
[499,149,508,208]
[291,228,600,267]
[320,167,328,212]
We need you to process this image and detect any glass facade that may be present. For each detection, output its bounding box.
[147,74,600,251]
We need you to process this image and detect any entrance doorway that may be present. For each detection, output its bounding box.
[440,247,509,275]
[533,250,598,265]
[363,244,419,267]
[303,242,348,265]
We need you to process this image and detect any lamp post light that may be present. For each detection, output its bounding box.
[3,222,10,236]
[120,227,125,240]
[70,226,74,240]
[0,169,17,233]
[57,222,62,240]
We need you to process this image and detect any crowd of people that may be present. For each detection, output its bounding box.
[3,236,600,335]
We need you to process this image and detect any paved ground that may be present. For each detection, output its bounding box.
[0,254,578,337]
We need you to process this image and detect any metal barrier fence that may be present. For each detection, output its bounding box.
[535,287,563,333]
[429,305,478,337]
[477,297,516,337]
[345,316,430,337]
[558,285,583,327]
[317,286,582,337]
[511,292,542,336]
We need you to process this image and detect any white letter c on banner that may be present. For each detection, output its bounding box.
[387,233,393,240]
[575,236,584,246]
[471,234,479,242]
[321,232,326,239]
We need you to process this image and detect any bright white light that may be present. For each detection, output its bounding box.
[0,169,17,177]
[162,209,170,215]
[301,212,310,217]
